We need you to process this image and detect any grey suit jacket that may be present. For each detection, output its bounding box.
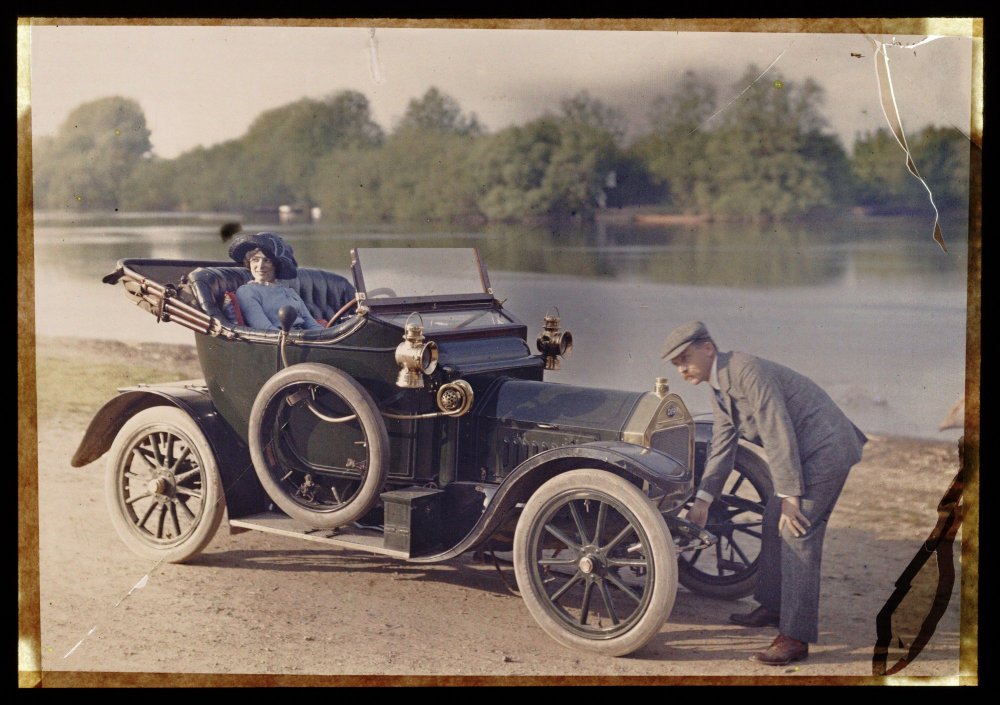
[702,351,867,498]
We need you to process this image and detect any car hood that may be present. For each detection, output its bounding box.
[475,378,645,435]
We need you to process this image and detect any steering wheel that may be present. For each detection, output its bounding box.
[325,298,359,328]
[366,287,397,299]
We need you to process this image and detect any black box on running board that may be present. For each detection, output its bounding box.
[381,486,444,556]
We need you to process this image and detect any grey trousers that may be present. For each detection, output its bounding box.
[753,464,851,643]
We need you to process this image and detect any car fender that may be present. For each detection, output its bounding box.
[411,440,691,563]
[71,383,268,519]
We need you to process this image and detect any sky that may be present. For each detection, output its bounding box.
[24,21,976,159]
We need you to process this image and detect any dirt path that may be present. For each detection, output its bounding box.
[24,338,971,685]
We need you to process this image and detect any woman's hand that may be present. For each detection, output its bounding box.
[779,496,812,537]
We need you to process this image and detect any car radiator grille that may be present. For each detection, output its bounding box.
[650,424,692,466]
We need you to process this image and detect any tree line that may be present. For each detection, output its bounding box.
[31,66,970,223]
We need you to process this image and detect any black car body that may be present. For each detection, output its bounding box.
[74,247,771,656]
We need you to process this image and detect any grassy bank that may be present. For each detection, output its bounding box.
[33,336,201,422]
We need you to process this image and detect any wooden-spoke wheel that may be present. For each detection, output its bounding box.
[105,407,224,563]
[513,469,677,656]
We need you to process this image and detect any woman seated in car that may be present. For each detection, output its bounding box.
[228,232,324,331]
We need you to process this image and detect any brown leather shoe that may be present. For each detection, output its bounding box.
[750,634,809,666]
[729,605,780,628]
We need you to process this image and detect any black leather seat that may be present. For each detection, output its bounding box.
[188,266,251,321]
[188,266,356,327]
[291,268,357,323]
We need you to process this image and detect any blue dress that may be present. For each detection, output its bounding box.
[235,282,323,331]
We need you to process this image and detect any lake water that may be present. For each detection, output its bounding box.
[30,211,971,441]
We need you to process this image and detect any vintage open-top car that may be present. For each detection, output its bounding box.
[72,247,772,656]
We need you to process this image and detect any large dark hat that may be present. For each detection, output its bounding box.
[661,320,712,360]
[228,231,299,280]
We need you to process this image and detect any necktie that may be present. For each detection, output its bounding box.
[713,387,726,408]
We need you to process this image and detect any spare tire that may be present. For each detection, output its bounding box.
[248,362,389,528]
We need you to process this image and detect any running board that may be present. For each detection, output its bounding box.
[228,512,410,559]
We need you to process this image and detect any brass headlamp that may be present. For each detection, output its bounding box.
[436,379,474,416]
[395,314,439,388]
[536,308,573,370]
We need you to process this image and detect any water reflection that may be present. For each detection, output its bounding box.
[34,211,968,291]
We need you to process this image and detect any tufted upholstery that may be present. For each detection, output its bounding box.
[291,268,357,323]
[188,266,251,321]
[188,266,356,326]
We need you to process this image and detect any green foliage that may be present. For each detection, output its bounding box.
[852,126,970,213]
[700,68,835,218]
[118,156,182,212]
[309,145,390,223]
[649,70,718,130]
[125,141,251,212]
[474,116,618,221]
[602,153,665,208]
[312,87,487,223]
[311,130,484,224]
[915,127,971,211]
[559,91,627,145]
[381,131,483,222]
[32,74,967,224]
[395,87,482,136]
[237,91,384,208]
[118,90,384,212]
[631,68,847,219]
[704,132,831,218]
[472,118,560,220]
[33,97,152,211]
[305,87,488,223]
[630,70,717,209]
[798,131,855,208]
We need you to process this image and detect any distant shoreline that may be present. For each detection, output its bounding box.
[593,205,965,227]
[30,205,968,231]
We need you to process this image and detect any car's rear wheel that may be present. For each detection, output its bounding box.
[513,469,677,656]
[105,407,225,563]
[248,363,389,529]
[677,443,772,600]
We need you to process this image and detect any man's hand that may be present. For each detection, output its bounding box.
[779,496,812,537]
[686,498,711,527]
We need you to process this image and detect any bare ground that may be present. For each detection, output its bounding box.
[24,337,973,685]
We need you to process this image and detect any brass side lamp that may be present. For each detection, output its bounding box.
[536,308,573,371]
[395,313,439,388]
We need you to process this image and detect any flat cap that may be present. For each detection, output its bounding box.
[661,320,711,360]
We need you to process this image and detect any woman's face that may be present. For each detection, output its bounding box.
[248,250,277,284]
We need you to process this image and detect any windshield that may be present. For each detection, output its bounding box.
[379,309,513,331]
[352,248,491,299]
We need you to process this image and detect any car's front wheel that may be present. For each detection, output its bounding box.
[104,406,225,563]
[513,469,677,657]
